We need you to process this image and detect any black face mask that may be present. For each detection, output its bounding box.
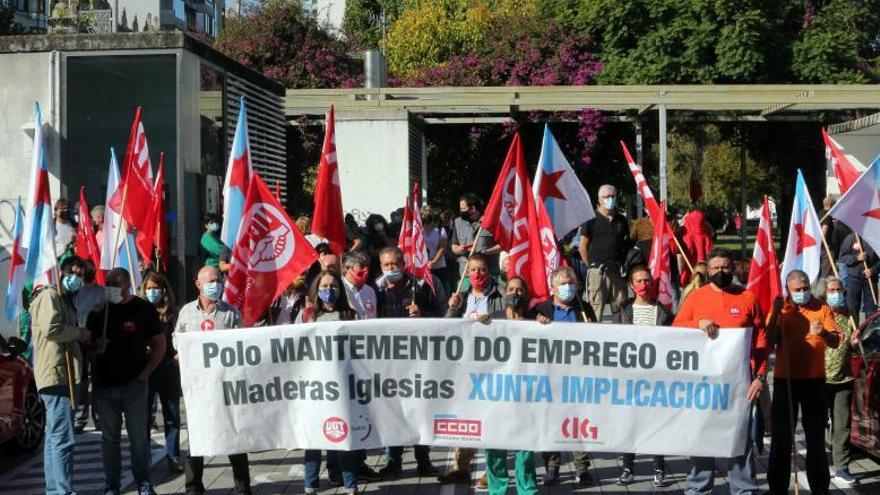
[503,294,528,312]
[709,271,734,289]
[459,210,472,220]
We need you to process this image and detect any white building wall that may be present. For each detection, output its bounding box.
[335,110,410,219]
[0,50,61,338]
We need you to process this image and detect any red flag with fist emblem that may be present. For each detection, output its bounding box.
[224,172,317,326]
[482,133,550,302]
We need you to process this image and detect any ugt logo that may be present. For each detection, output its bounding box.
[323,417,348,443]
[561,417,599,440]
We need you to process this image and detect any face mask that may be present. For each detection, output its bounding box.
[791,291,811,306]
[105,286,124,304]
[374,223,385,232]
[826,292,845,308]
[207,222,220,232]
[602,197,616,210]
[556,283,576,302]
[202,281,223,301]
[318,288,337,304]
[503,294,528,311]
[459,210,473,220]
[351,268,370,287]
[709,271,733,289]
[468,270,490,290]
[632,282,655,300]
[145,288,164,304]
[383,269,404,283]
[62,274,83,294]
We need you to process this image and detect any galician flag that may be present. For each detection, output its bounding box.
[828,155,880,255]
[5,198,26,322]
[21,102,57,286]
[780,170,822,293]
[533,125,595,237]
[221,97,253,249]
[100,148,127,271]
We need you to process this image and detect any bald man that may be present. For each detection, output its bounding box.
[174,266,251,495]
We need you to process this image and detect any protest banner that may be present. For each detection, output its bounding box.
[177,319,752,458]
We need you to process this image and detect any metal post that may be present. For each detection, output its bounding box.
[635,120,645,218]
[659,104,668,203]
[740,127,748,259]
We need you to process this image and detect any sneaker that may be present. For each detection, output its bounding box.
[417,462,438,476]
[653,469,668,487]
[543,466,559,485]
[834,469,858,485]
[357,463,382,480]
[616,468,634,486]
[138,482,157,495]
[304,487,318,494]
[379,462,402,477]
[74,422,86,434]
[437,468,471,484]
[476,473,488,490]
[576,469,595,486]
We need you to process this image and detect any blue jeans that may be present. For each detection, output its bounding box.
[304,450,357,490]
[386,445,431,466]
[94,379,151,489]
[846,277,877,320]
[40,386,79,495]
[148,360,181,460]
[685,409,759,495]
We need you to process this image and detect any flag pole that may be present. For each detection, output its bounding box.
[670,232,695,274]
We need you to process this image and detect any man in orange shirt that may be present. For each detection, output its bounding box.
[673,248,766,495]
[766,270,840,495]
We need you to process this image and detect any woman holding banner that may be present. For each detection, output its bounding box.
[296,270,361,494]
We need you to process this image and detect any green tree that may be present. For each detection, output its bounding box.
[340,0,405,50]
[792,0,880,83]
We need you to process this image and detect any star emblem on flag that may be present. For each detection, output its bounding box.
[794,220,816,255]
[862,191,880,220]
[538,169,567,201]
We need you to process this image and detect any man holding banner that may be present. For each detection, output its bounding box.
[674,248,767,495]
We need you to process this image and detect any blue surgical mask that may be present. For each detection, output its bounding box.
[602,197,617,210]
[826,292,845,308]
[383,269,404,283]
[145,288,164,304]
[62,274,83,294]
[791,291,811,306]
[557,283,576,302]
[207,222,220,232]
[318,288,337,304]
[202,281,223,301]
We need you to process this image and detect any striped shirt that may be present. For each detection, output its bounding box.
[632,304,657,326]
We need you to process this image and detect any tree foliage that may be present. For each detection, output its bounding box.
[215,0,360,89]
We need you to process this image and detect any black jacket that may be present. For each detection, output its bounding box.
[534,300,598,323]
[613,297,674,326]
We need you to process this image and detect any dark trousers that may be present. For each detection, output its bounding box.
[621,453,664,472]
[846,277,877,321]
[185,453,250,494]
[74,358,97,427]
[148,360,181,460]
[542,452,590,471]
[768,378,830,495]
[386,445,431,466]
[826,381,854,471]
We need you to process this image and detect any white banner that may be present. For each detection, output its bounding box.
[178,319,752,458]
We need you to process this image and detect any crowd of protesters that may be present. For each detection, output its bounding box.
[17,189,874,495]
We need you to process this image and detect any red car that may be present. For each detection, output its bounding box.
[851,313,880,457]
[0,335,44,452]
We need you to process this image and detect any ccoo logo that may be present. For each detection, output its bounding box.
[561,417,599,440]
[323,417,348,443]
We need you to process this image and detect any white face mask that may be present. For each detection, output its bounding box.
[105,286,124,304]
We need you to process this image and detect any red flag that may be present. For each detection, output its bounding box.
[75,187,105,285]
[823,128,861,194]
[311,105,346,255]
[482,133,550,302]
[224,171,318,326]
[620,141,662,222]
[747,196,781,316]
[648,200,673,309]
[398,182,435,292]
[110,107,156,232]
[135,152,166,265]
[535,196,561,295]
[689,168,703,203]
[274,181,281,201]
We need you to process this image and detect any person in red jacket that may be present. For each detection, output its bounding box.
[673,248,766,495]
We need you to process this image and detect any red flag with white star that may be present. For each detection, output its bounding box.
[747,196,781,316]
[828,156,880,256]
[823,128,862,195]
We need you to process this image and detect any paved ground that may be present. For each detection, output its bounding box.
[2,418,879,495]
